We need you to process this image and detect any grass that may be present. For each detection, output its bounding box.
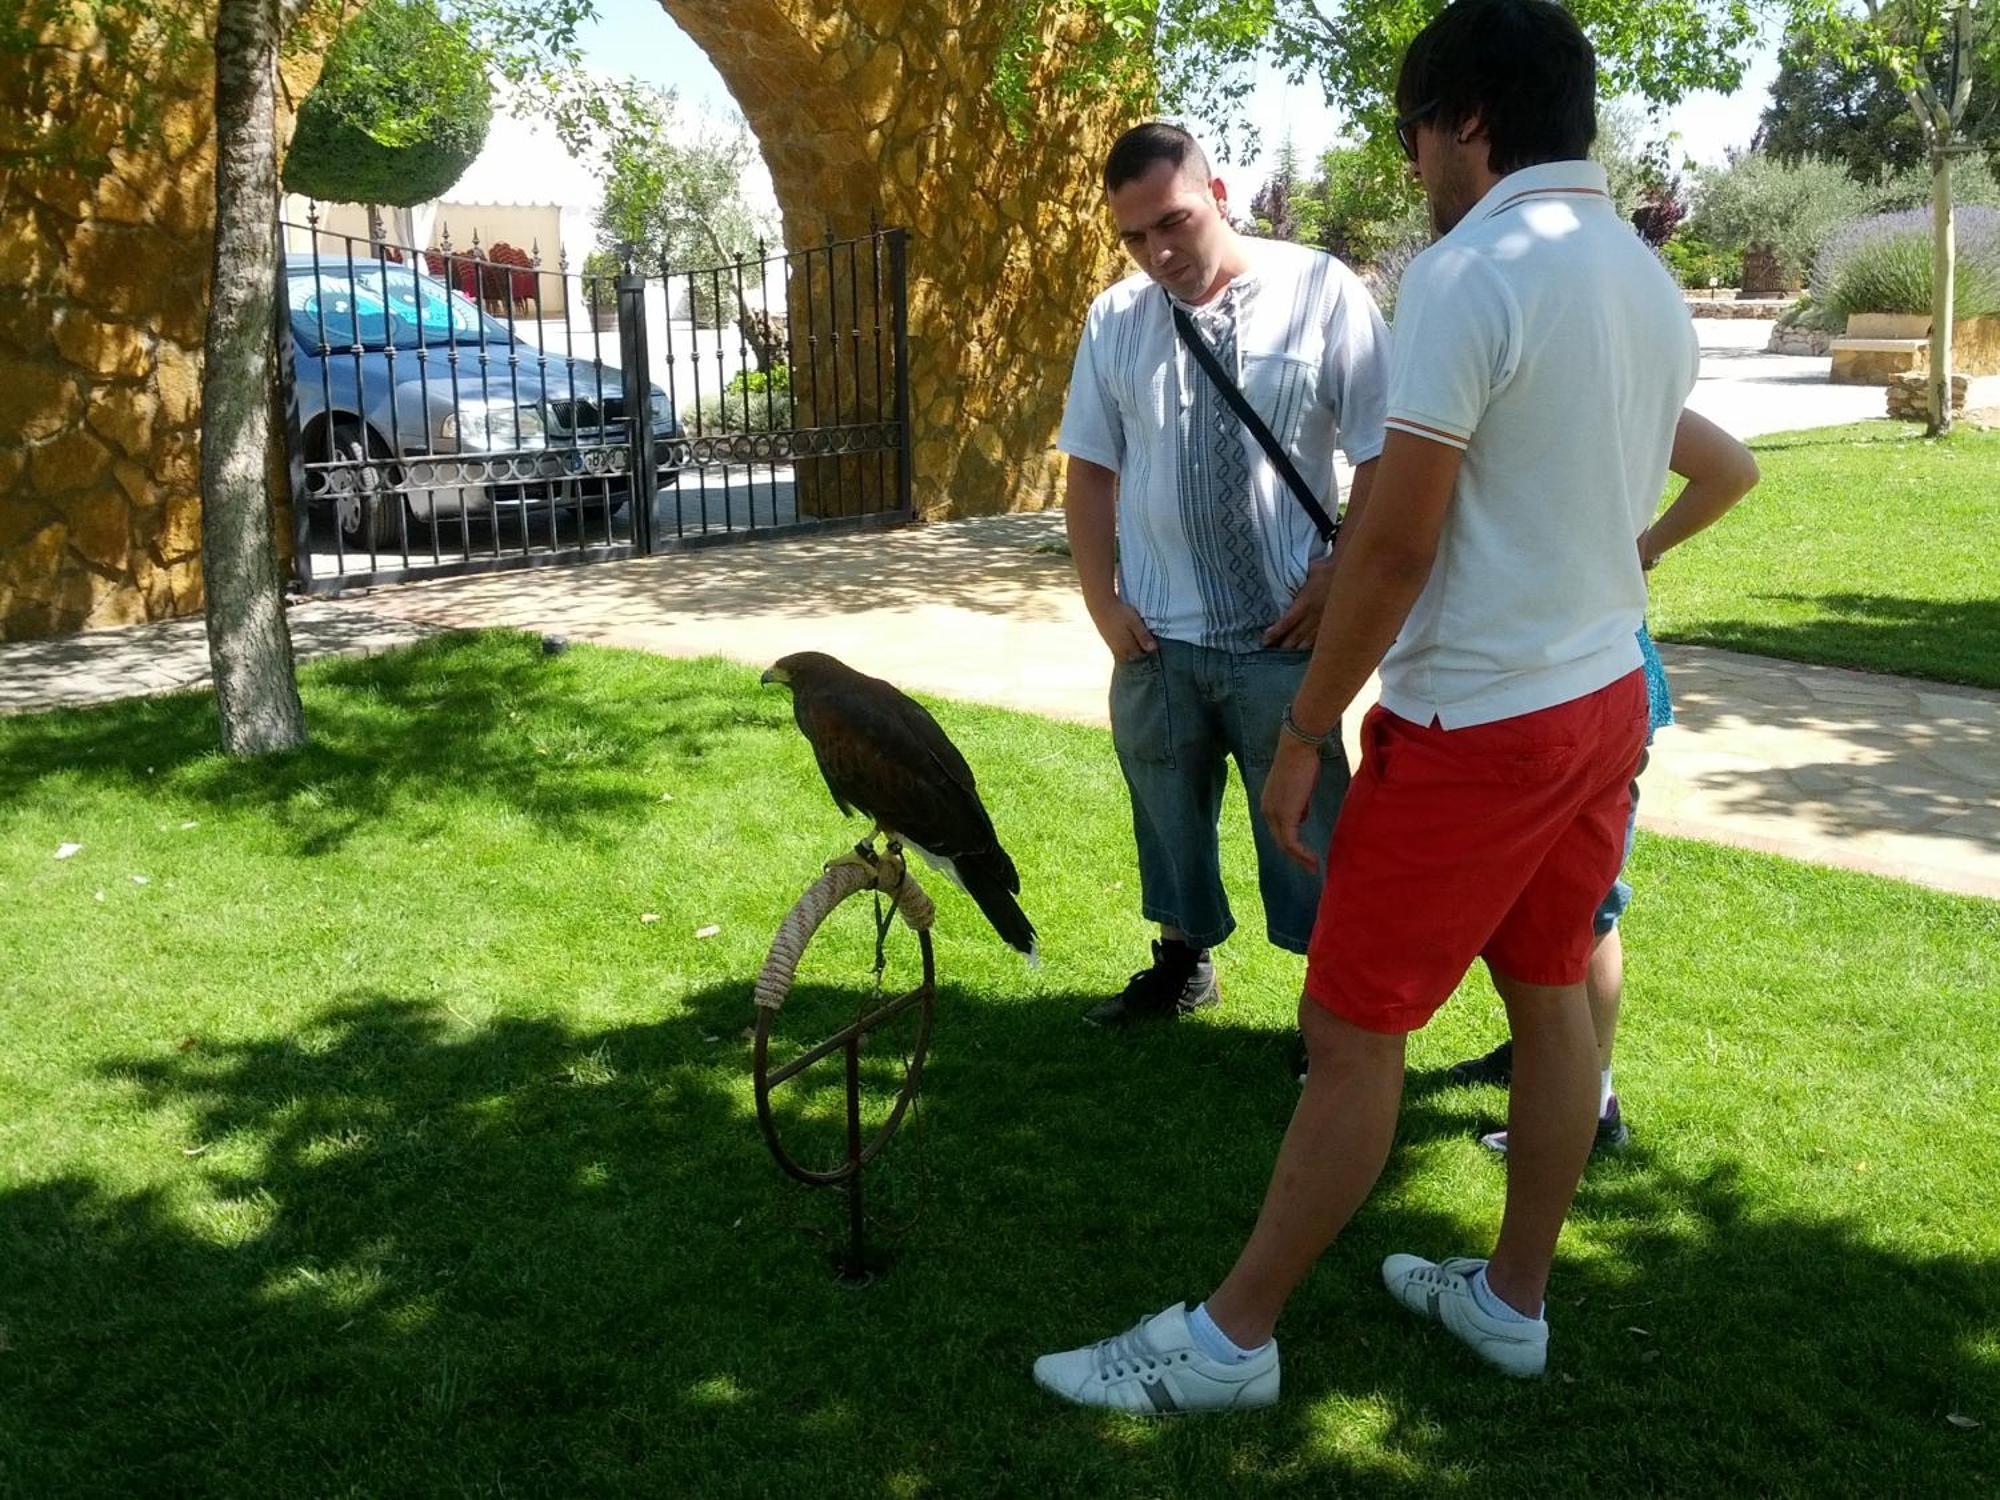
[1,634,1995,1497]
[1648,422,2000,688]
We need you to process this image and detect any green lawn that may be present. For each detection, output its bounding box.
[1648,422,2000,687]
[2,636,1994,1497]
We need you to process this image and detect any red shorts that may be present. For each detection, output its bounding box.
[1305,672,1647,1034]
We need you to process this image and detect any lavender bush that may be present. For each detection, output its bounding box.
[1362,234,1430,321]
[1810,207,2000,322]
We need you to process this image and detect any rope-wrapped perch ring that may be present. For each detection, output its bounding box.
[751,846,937,1188]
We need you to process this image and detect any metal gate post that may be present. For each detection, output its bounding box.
[616,243,659,554]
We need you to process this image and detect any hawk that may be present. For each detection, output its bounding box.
[761,652,1038,961]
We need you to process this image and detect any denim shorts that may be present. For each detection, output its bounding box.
[1592,747,1650,936]
[1108,637,1349,954]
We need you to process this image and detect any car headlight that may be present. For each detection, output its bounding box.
[649,391,674,424]
[437,402,547,450]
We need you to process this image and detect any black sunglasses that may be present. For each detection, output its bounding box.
[1395,100,1440,161]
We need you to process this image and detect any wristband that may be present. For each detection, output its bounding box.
[1281,706,1330,748]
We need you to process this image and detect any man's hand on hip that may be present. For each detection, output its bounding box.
[1260,734,1325,874]
[1091,599,1158,662]
[1263,556,1336,649]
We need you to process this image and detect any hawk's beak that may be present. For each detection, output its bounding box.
[760,666,789,686]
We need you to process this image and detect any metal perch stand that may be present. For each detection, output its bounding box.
[752,843,936,1282]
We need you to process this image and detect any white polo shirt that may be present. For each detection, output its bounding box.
[1058,239,1389,652]
[1379,160,1700,729]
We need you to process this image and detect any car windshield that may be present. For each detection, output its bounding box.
[287,264,512,350]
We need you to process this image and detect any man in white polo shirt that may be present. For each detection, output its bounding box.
[1034,0,1699,1410]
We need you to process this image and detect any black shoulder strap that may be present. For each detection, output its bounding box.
[1168,291,1339,546]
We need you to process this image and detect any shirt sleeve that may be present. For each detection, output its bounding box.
[1321,265,1390,466]
[1383,247,1520,451]
[1056,300,1124,472]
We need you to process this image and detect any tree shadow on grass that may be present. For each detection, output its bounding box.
[1660,592,2000,692]
[0,632,791,855]
[3,983,1993,1496]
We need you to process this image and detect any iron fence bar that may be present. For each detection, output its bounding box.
[437,237,473,565]
[869,221,887,519]
[371,238,417,565]
[304,211,345,579]
[753,239,779,528]
[520,249,560,553]
[401,251,442,567]
[688,267,711,537]
[823,224,846,519]
[492,257,532,559]
[555,248,587,547]
[890,229,913,517]
[616,244,658,558]
[733,249,757,532]
[801,230,822,528]
[276,247,311,587]
[588,257,615,551]
[659,251,683,543]
[852,232,868,516]
[711,262,732,534]
[338,233,383,571]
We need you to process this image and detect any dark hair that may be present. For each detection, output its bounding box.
[1102,121,1213,194]
[1394,0,1596,174]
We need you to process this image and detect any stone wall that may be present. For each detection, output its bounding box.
[1767,324,1833,356]
[1885,371,1995,421]
[0,4,321,641]
[1,5,218,639]
[2,1,1125,640]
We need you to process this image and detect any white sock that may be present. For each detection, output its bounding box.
[1469,1264,1543,1325]
[1600,1068,1615,1116]
[1187,1301,1270,1363]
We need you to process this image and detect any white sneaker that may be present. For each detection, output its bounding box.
[1381,1255,1549,1378]
[1032,1303,1280,1414]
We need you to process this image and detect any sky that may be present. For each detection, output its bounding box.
[574,0,1783,208]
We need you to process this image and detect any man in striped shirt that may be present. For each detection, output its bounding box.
[1058,122,1390,1027]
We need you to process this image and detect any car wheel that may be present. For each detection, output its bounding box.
[331,421,411,553]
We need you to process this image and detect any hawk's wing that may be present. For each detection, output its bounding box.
[795,676,1008,877]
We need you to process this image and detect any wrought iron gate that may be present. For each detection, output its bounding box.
[281,209,913,593]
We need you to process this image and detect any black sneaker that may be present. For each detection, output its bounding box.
[1447,1039,1514,1088]
[1085,939,1218,1026]
[1478,1096,1631,1157]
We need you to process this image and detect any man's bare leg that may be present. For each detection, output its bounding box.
[1587,925,1622,1075]
[1484,970,1599,1316]
[1202,995,1407,1348]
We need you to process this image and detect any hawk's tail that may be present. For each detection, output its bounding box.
[959,859,1040,966]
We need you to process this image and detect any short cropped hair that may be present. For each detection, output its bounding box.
[1103,121,1214,195]
[1394,0,1597,174]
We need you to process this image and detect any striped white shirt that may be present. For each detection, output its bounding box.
[1059,239,1389,653]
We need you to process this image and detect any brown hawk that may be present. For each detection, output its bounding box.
[762,652,1038,961]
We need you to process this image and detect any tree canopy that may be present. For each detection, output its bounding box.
[999,0,1759,159]
[1757,27,1999,182]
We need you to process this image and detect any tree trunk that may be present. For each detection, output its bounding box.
[202,0,307,755]
[1929,146,1955,437]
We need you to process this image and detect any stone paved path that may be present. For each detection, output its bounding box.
[0,601,441,717]
[7,512,1993,902]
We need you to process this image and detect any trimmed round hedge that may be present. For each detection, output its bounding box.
[283,0,492,210]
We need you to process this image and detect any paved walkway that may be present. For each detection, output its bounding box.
[1685,318,1884,439]
[0,601,441,716]
[7,513,1993,901]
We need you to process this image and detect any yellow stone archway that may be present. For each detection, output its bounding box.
[0,2,1128,639]
[659,1,1125,517]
